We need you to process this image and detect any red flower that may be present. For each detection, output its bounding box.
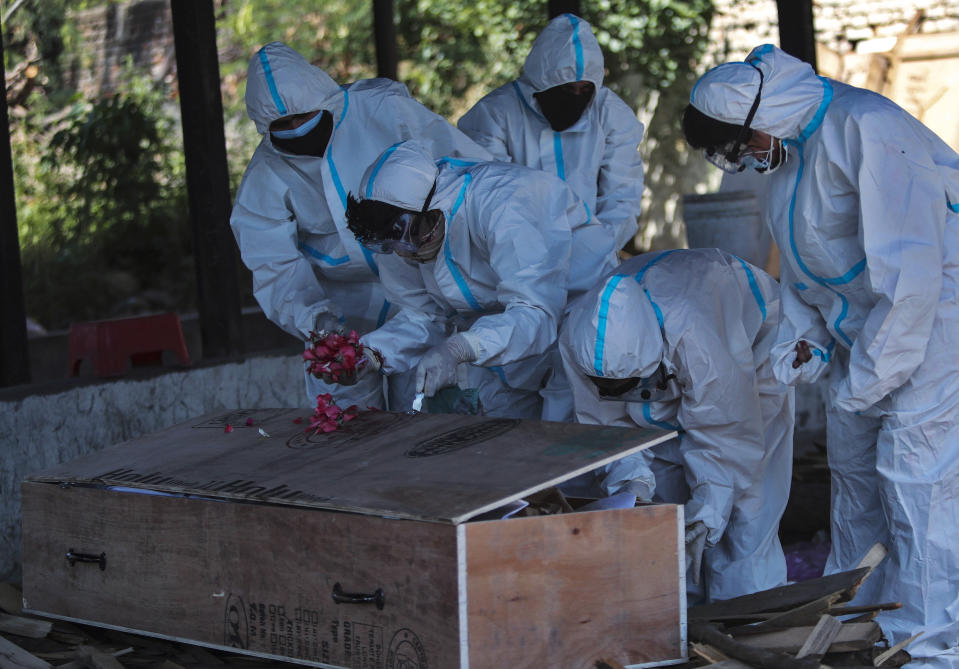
[224,424,234,433]
[304,330,367,381]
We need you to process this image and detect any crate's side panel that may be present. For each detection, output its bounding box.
[464,505,684,669]
[22,482,459,668]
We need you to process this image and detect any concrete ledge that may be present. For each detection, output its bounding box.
[1,352,311,582]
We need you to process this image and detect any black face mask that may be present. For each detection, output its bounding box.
[270,110,333,157]
[533,82,595,131]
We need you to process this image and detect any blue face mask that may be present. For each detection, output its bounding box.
[270,110,333,157]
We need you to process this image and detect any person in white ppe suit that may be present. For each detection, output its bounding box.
[339,140,592,418]
[231,41,489,409]
[559,248,794,603]
[457,13,644,254]
[685,44,959,667]
[458,14,644,421]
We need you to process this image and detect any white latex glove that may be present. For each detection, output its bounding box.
[685,520,709,585]
[416,334,476,397]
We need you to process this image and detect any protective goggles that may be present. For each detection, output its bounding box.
[703,65,765,174]
[361,211,438,254]
[360,180,440,254]
[593,363,678,402]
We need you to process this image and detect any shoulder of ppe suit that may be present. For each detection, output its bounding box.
[467,162,578,218]
[458,83,518,129]
[343,77,413,98]
[595,87,644,139]
[232,151,294,213]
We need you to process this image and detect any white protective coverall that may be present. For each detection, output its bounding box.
[457,12,644,273]
[231,42,489,409]
[559,249,795,602]
[357,141,589,419]
[457,14,644,421]
[691,45,959,666]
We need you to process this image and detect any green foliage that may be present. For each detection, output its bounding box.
[14,65,192,330]
[7,0,716,330]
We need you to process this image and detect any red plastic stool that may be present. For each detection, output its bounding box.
[67,312,192,377]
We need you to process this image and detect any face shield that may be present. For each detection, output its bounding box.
[360,210,441,254]
[703,65,764,174]
[358,180,443,260]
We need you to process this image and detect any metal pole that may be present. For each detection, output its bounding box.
[169,0,243,358]
[548,0,581,18]
[373,0,398,80]
[777,0,818,72]
[0,23,31,386]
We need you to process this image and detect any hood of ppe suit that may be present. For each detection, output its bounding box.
[561,273,664,380]
[358,140,439,211]
[245,41,342,136]
[689,44,825,141]
[521,14,604,92]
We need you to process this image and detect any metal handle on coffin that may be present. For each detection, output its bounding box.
[331,582,385,610]
[66,549,107,571]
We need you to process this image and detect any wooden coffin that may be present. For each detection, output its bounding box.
[21,408,685,669]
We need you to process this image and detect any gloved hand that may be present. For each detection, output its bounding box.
[332,347,382,386]
[685,520,709,585]
[416,334,476,397]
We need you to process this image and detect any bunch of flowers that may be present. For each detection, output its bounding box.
[304,330,364,382]
[310,393,359,434]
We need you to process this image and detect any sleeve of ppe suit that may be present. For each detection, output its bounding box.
[456,95,513,163]
[833,121,947,412]
[770,270,833,386]
[674,320,768,547]
[595,92,645,251]
[359,254,448,375]
[230,161,340,341]
[457,174,572,366]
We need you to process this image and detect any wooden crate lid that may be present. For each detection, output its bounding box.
[25,409,674,524]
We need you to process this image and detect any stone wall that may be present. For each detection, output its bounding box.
[68,0,175,97]
[706,0,959,64]
[1,353,311,582]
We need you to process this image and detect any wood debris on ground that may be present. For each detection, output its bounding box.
[0,582,290,669]
[662,553,913,669]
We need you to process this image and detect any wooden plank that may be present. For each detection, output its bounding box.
[691,642,731,663]
[464,505,684,669]
[688,622,821,669]
[856,543,887,572]
[0,636,50,669]
[739,621,881,655]
[794,615,843,659]
[826,602,901,617]
[726,592,843,634]
[0,613,52,638]
[689,567,872,620]
[22,482,461,669]
[873,632,922,666]
[25,409,674,524]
